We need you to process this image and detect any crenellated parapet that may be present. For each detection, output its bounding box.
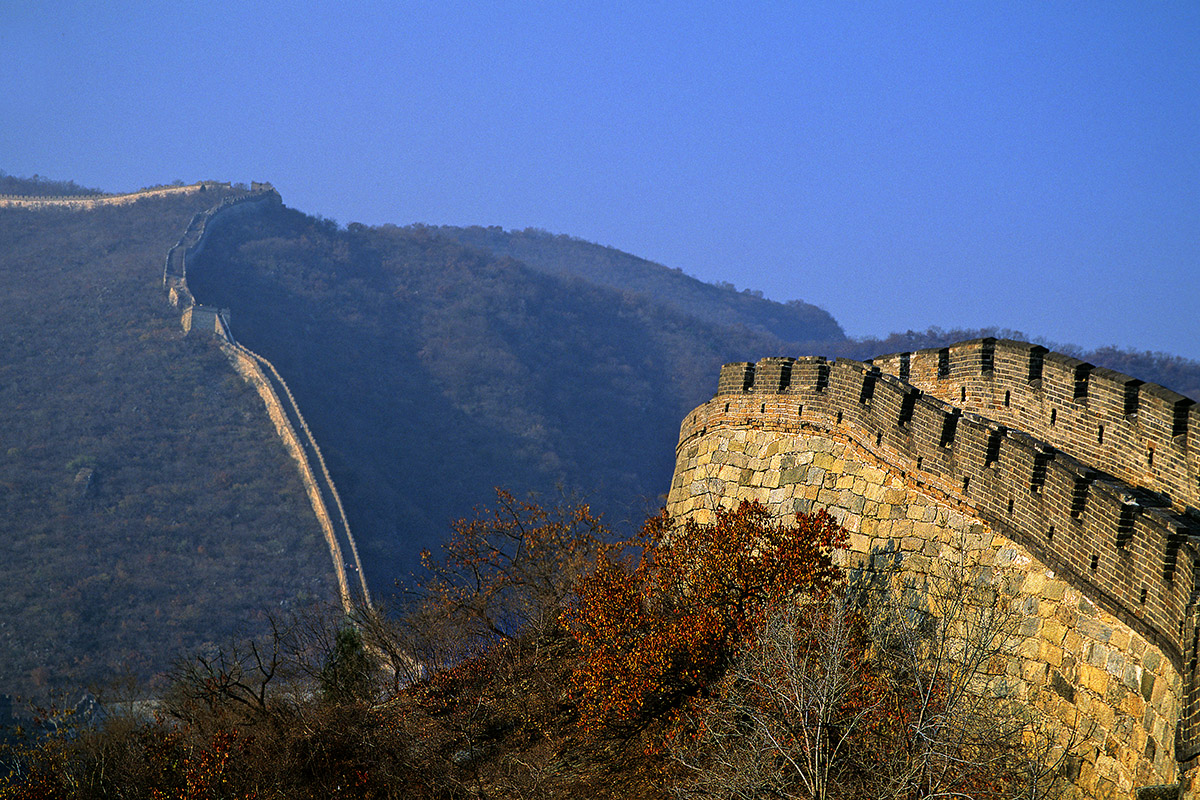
[676,343,1200,778]
[871,338,1198,517]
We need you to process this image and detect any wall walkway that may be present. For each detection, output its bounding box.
[0,181,233,209]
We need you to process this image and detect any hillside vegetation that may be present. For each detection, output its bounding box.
[3,170,1197,707]
[434,225,845,344]
[0,189,333,699]
[0,498,1077,800]
[187,208,827,594]
[188,205,1200,598]
[0,171,103,197]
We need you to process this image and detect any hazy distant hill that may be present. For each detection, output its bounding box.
[188,211,829,595]
[188,206,1200,598]
[822,328,1200,402]
[435,225,845,344]
[0,169,103,197]
[0,189,333,698]
[428,227,1200,399]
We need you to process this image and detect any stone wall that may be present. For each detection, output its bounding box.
[871,339,1198,516]
[0,181,232,209]
[152,183,370,612]
[162,185,281,298]
[668,345,1200,798]
[225,344,352,608]
[3,178,367,610]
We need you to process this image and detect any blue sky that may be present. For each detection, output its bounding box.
[4,2,1198,358]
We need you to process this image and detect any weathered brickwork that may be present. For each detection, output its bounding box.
[872,339,1199,516]
[668,347,1200,798]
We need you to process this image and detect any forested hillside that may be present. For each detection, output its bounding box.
[0,189,333,699]
[187,209,830,594]
[435,225,845,344]
[189,206,1200,598]
[423,226,1200,399]
[0,170,103,197]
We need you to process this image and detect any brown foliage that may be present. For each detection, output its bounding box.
[0,497,1078,800]
[564,501,845,733]
[670,558,1082,800]
[399,488,610,674]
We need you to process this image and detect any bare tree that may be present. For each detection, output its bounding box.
[673,548,1082,800]
[672,589,878,800]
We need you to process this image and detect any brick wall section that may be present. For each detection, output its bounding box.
[225,344,354,610]
[670,424,1183,797]
[149,184,371,613]
[672,346,1200,791]
[162,185,280,296]
[872,338,1199,517]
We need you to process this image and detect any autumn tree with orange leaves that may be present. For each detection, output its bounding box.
[564,501,845,733]
[400,488,610,674]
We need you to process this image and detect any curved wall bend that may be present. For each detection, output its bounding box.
[3,180,371,613]
[160,184,371,613]
[668,342,1200,798]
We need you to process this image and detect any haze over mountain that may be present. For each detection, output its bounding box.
[186,204,830,593]
[2,171,1198,702]
[6,5,1196,361]
[185,196,1200,595]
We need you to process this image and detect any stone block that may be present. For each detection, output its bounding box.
[1120,664,1141,693]
[1022,659,1047,683]
[1080,663,1111,695]
[1041,580,1067,601]
[1151,674,1168,705]
[1077,615,1114,643]
[1122,689,1145,720]
[1130,634,1148,659]
[1022,571,1048,595]
[1106,650,1126,678]
[1086,643,1110,669]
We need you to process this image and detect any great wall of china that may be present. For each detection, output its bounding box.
[11,178,1200,796]
[668,339,1200,799]
[159,184,371,613]
[0,181,234,209]
[1,181,371,613]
